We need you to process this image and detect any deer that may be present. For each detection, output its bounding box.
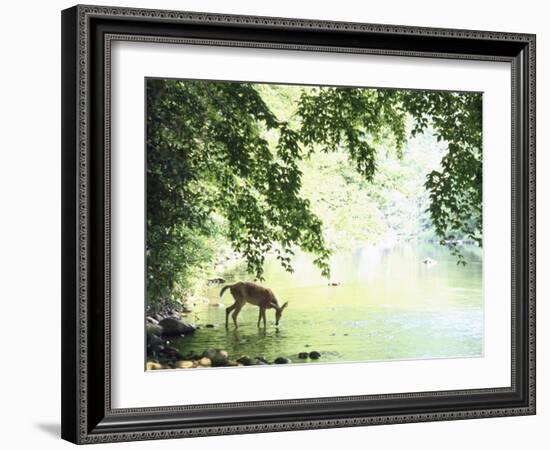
[220,281,288,329]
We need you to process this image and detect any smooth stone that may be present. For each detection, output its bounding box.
[159,317,196,336]
[255,356,268,364]
[161,346,183,360]
[309,351,321,359]
[236,356,256,366]
[199,357,212,367]
[147,333,163,347]
[175,360,194,369]
[146,362,162,370]
[146,323,163,337]
[203,349,229,366]
[298,352,309,359]
[274,357,291,364]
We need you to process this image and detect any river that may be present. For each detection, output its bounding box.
[171,243,483,365]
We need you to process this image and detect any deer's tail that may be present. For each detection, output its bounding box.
[220,284,233,298]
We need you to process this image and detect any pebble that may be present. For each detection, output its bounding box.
[203,349,229,366]
[236,356,256,366]
[146,362,163,370]
[146,323,163,337]
[298,352,309,359]
[175,360,194,369]
[309,351,321,359]
[199,357,212,367]
[274,357,291,364]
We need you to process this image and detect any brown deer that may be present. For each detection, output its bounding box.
[220,282,288,329]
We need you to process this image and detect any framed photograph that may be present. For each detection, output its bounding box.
[61,4,536,444]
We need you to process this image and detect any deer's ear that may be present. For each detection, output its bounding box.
[282,301,288,310]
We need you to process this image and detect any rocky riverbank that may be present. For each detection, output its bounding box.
[146,312,322,370]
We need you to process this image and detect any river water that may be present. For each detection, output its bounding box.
[172,243,483,365]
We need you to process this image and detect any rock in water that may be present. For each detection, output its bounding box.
[274,357,291,364]
[309,351,321,360]
[146,362,163,370]
[146,323,163,337]
[203,349,229,367]
[153,313,164,322]
[147,332,163,348]
[236,356,254,366]
[158,317,196,336]
[199,357,212,367]
[208,277,226,285]
[298,352,309,359]
[175,360,194,369]
[161,346,183,360]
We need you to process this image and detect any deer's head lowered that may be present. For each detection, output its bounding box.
[272,301,289,326]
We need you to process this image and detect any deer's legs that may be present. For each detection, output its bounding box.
[225,303,236,328]
[231,303,243,328]
[257,307,263,328]
[261,308,267,328]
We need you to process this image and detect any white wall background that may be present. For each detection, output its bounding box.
[0,0,545,448]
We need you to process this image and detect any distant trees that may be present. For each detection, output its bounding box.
[146,79,482,303]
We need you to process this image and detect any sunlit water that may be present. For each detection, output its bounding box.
[171,243,483,365]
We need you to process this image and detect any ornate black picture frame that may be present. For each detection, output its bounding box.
[61,4,536,444]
